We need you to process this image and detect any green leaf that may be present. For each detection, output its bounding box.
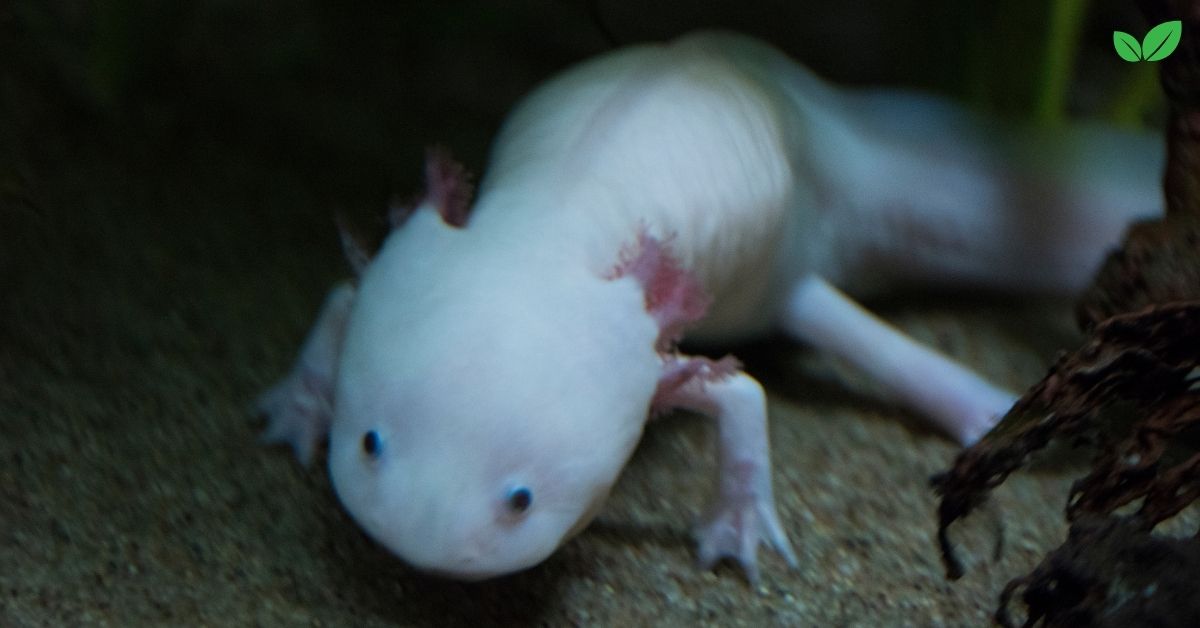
[1113,31,1143,62]
[1143,20,1182,62]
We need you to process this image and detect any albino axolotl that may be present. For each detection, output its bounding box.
[258,31,1163,582]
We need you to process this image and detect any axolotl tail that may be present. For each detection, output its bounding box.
[824,86,1166,298]
[671,31,1165,325]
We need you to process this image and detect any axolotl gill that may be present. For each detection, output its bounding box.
[258,32,1163,581]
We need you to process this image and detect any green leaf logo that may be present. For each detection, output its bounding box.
[1113,31,1143,62]
[1144,20,1183,61]
[1114,20,1182,62]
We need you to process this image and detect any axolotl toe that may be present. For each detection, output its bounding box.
[258,31,1164,581]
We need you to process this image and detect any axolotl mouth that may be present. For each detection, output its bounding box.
[359,485,615,581]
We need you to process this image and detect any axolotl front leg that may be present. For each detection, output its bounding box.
[615,232,798,580]
[257,282,354,465]
[641,268,1014,580]
[653,355,799,582]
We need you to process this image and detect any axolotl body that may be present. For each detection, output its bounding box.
[259,32,1163,581]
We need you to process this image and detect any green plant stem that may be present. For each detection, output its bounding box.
[1035,0,1090,125]
[1108,63,1163,127]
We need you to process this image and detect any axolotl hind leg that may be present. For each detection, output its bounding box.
[653,355,799,583]
[258,282,355,465]
[781,274,1017,445]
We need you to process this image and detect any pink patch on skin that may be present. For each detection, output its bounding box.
[387,146,476,229]
[424,146,475,228]
[609,229,712,350]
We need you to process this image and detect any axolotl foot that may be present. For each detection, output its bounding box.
[694,459,798,583]
[257,284,354,466]
[654,355,798,582]
[257,369,332,466]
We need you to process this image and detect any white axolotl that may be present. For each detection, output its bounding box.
[258,31,1163,582]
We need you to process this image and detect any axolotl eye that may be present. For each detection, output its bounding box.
[361,430,382,458]
[506,485,533,513]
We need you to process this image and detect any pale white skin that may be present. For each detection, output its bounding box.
[258,32,1164,581]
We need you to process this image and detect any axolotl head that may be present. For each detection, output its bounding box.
[327,210,662,579]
